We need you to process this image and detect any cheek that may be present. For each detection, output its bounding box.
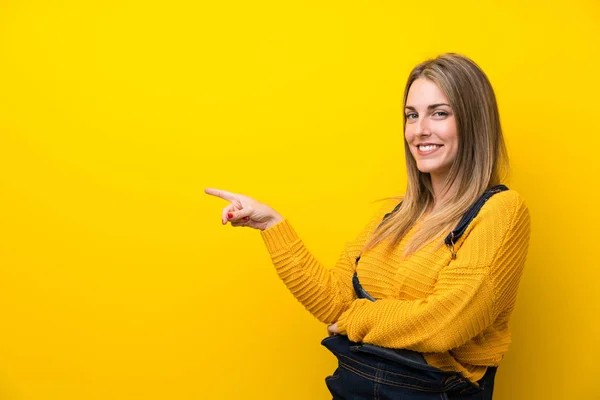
[436,122,458,147]
[404,125,415,141]
[404,130,416,154]
[442,129,459,161]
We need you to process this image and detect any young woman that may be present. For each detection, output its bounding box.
[206,53,531,399]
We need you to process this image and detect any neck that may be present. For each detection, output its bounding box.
[429,173,454,213]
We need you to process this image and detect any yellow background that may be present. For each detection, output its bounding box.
[0,1,598,399]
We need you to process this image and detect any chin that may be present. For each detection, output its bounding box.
[416,163,437,174]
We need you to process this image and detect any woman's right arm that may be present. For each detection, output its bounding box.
[205,187,388,324]
[260,218,374,324]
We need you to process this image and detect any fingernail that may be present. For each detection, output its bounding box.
[242,217,249,221]
[227,213,233,219]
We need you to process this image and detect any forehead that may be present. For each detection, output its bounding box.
[406,78,449,106]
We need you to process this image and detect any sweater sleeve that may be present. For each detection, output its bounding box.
[336,191,531,353]
[260,201,398,324]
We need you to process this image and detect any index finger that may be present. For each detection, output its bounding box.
[204,188,237,202]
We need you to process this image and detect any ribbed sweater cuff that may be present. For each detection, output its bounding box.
[336,313,349,336]
[336,302,359,337]
[260,219,299,254]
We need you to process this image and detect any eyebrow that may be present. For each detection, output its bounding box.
[405,103,451,111]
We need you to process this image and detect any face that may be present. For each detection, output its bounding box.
[404,78,458,183]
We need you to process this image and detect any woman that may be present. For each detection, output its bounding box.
[205,53,530,399]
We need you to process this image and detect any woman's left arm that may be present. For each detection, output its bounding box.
[336,191,531,353]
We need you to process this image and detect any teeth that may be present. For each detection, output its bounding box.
[418,145,440,151]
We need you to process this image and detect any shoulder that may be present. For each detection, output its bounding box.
[469,189,530,241]
[479,189,529,223]
[456,189,531,267]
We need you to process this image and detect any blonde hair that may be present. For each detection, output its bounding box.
[365,53,509,255]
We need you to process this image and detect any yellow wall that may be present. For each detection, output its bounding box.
[0,1,598,399]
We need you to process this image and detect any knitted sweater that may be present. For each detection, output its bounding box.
[260,190,530,383]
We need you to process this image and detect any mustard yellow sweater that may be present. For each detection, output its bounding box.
[260,190,530,383]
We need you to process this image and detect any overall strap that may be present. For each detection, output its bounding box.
[380,201,403,227]
[443,184,508,259]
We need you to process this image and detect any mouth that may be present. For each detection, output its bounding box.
[416,144,443,155]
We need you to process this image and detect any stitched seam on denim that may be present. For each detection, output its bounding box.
[374,362,382,400]
[332,351,441,385]
[327,344,468,393]
[357,346,441,373]
[339,360,443,393]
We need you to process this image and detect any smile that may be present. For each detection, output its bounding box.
[416,144,442,155]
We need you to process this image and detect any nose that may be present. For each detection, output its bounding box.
[415,117,431,137]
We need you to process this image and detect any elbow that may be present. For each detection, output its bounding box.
[311,301,349,325]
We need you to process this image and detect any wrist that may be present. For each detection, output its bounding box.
[262,210,284,231]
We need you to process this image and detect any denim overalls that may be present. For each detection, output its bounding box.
[322,186,507,399]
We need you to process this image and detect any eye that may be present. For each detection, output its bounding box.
[405,112,418,120]
[432,111,448,117]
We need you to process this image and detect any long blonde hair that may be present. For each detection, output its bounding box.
[365,53,509,256]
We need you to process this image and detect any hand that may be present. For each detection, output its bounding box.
[204,188,283,231]
[327,322,340,336]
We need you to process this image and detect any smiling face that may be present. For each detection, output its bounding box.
[404,78,458,184]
